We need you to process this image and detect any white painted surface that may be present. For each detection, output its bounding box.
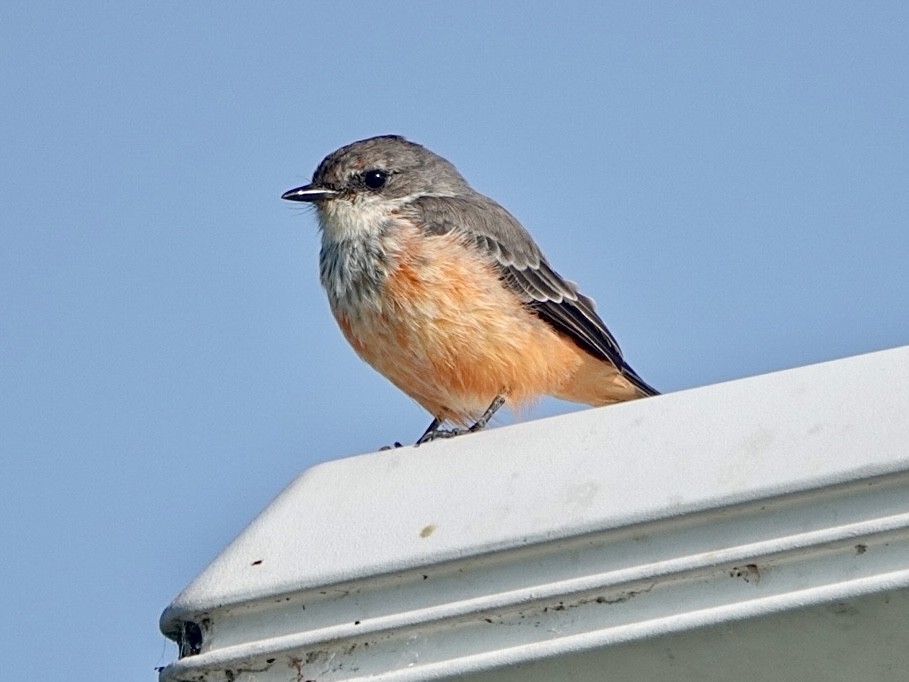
[160,345,909,681]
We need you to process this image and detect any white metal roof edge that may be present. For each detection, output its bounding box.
[159,345,909,681]
[160,468,909,681]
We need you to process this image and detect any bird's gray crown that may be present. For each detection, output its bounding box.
[312,135,471,200]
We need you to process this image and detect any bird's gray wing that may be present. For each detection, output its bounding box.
[400,194,658,396]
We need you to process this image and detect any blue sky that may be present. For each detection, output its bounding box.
[1,2,907,679]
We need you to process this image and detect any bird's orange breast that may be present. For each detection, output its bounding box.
[330,225,584,423]
[331,223,645,424]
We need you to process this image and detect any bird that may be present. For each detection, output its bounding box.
[282,135,658,445]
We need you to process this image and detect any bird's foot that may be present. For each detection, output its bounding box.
[468,395,505,432]
[415,395,506,446]
[416,426,467,445]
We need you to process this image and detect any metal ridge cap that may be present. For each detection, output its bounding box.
[162,536,909,681]
[160,466,909,681]
[163,345,909,618]
[160,468,909,632]
[159,346,909,680]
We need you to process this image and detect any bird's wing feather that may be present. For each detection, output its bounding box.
[401,194,658,396]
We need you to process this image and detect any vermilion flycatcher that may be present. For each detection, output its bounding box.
[283,135,657,444]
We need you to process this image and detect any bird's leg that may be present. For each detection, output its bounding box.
[416,417,446,445]
[415,395,506,445]
[469,394,506,432]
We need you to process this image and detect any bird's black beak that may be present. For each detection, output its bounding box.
[281,184,338,202]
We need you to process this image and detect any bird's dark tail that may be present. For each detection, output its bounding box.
[622,363,660,397]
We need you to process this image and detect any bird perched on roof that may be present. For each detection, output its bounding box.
[283,135,657,445]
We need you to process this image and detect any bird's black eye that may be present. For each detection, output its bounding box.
[362,169,388,190]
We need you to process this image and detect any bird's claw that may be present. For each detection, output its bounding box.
[415,427,467,446]
[414,395,506,446]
